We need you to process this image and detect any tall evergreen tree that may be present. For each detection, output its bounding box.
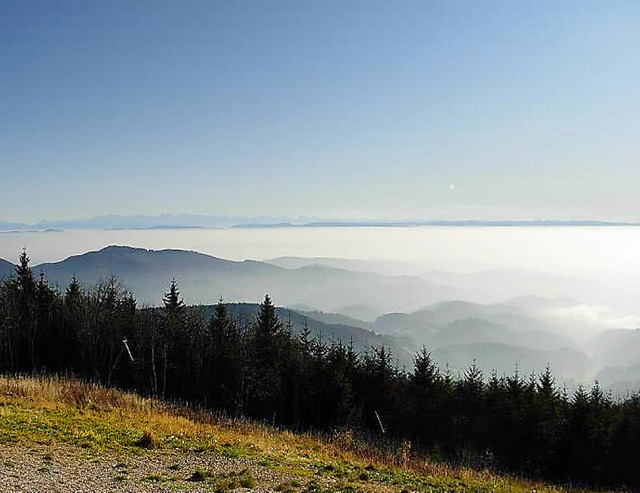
[13,249,37,370]
[246,294,284,418]
[409,347,445,446]
[158,278,187,396]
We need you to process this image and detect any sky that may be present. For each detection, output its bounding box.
[1,1,639,223]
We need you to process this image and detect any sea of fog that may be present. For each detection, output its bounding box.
[1,226,640,318]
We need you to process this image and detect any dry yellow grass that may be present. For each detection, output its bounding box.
[0,375,615,493]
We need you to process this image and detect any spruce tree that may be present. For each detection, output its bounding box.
[247,294,283,418]
[256,294,281,339]
[13,249,37,370]
[159,278,186,397]
[163,278,185,314]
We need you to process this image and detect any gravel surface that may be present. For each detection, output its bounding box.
[0,443,294,493]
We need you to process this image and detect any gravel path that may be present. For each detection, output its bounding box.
[0,443,295,493]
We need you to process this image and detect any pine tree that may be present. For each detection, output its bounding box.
[411,347,439,391]
[12,249,37,370]
[158,278,186,397]
[409,347,444,446]
[15,249,35,295]
[163,278,185,314]
[256,294,281,339]
[246,294,284,419]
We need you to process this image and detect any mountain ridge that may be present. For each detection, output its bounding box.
[21,245,454,315]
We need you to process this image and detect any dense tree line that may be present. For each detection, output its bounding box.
[0,251,639,489]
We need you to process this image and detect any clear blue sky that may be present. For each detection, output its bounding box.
[1,1,639,222]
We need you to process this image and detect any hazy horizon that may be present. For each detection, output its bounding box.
[4,213,640,232]
[2,226,640,319]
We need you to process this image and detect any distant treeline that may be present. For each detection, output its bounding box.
[1,250,639,489]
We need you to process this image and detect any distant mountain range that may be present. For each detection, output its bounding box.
[2,214,639,232]
[0,214,322,231]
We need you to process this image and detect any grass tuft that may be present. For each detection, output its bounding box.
[189,468,208,482]
[134,429,157,449]
[211,469,256,491]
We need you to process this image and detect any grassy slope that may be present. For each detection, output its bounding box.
[0,376,608,493]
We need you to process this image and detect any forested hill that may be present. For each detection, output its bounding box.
[196,302,413,367]
[34,245,280,304]
[10,245,460,312]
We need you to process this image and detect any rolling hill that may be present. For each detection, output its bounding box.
[28,245,459,314]
[369,300,591,381]
[372,301,573,349]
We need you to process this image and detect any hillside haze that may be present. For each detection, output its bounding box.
[203,302,413,367]
[4,245,640,391]
[30,245,461,313]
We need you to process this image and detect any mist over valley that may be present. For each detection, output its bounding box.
[2,226,639,394]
